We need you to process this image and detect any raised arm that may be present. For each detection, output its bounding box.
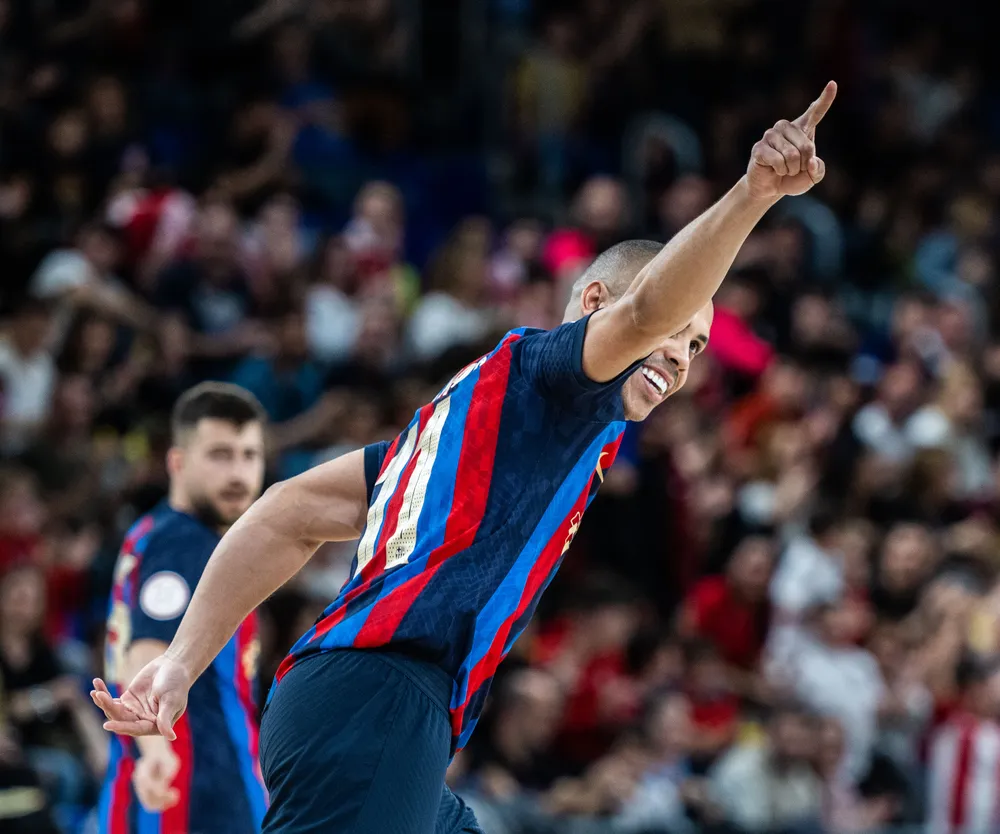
[581,81,837,383]
[92,448,371,738]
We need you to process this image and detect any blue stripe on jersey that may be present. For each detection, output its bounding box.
[215,640,268,826]
[97,739,121,831]
[411,364,480,555]
[450,423,624,714]
[137,808,161,834]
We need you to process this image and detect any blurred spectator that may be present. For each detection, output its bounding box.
[709,706,823,834]
[678,535,775,700]
[408,225,494,362]
[0,565,104,829]
[767,597,882,781]
[29,222,153,349]
[0,299,56,454]
[462,668,565,802]
[154,201,271,379]
[0,467,45,572]
[231,305,323,426]
[928,655,1000,834]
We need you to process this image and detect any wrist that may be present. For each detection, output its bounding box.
[162,644,197,682]
[735,175,782,210]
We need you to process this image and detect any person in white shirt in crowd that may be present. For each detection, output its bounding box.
[0,299,57,454]
[709,705,823,833]
[766,595,884,782]
[29,222,155,350]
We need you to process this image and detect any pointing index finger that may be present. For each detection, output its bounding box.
[794,81,838,134]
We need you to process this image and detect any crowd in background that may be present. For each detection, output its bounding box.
[2,0,1000,832]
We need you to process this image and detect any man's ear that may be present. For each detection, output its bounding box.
[579,280,612,314]
[166,446,184,479]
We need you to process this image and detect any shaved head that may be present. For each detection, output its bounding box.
[565,239,663,316]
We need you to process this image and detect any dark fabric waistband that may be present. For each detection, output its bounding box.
[287,648,454,714]
[365,650,454,713]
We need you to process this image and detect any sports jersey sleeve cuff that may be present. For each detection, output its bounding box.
[363,442,386,503]
[571,312,644,391]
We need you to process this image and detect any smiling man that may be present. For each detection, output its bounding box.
[93,83,837,834]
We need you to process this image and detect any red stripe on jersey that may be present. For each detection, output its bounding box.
[353,339,517,648]
[161,713,193,834]
[451,471,597,737]
[235,613,261,775]
[950,721,975,831]
[109,753,134,834]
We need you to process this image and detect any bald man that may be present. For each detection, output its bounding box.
[94,83,838,834]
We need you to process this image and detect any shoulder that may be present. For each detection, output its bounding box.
[141,508,218,562]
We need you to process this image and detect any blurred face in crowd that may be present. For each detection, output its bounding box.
[764,360,809,412]
[80,227,122,275]
[88,76,127,134]
[816,718,846,776]
[196,203,239,276]
[880,523,934,593]
[10,305,51,356]
[48,109,89,160]
[689,651,728,698]
[727,535,776,603]
[646,692,692,758]
[586,602,640,653]
[0,471,45,537]
[574,177,627,246]
[498,670,564,752]
[53,374,96,433]
[354,182,404,250]
[819,596,873,646]
[168,418,265,529]
[277,311,308,361]
[660,175,712,235]
[771,711,816,765]
[878,362,922,419]
[0,566,46,635]
[78,315,116,368]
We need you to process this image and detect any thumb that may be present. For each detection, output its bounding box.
[155,696,181,741]
[807,156,826,184]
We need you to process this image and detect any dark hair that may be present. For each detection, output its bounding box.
[170,382,267,444]
[955,653,1000,691]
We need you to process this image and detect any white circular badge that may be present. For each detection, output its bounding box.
[139,571,190,621]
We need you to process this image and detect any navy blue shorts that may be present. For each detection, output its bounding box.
[259,650,483,834]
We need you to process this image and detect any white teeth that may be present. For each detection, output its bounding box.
[641,366,668,395]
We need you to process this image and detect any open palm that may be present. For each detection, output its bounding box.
[91,654,192,741]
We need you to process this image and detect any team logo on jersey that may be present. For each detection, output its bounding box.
[596,452,609,483]
[139,571,190,621]
[562,512,583,555]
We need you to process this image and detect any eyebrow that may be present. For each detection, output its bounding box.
[694,334,709,349]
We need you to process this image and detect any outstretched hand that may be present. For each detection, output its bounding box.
[91,654,192,741]
[746,81,837,200]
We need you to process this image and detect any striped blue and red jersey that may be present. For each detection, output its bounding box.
[274,315,638,752]
[99,504,266,834]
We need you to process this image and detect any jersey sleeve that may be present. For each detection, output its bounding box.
[516,314,643,419]
[130,528,213,644]
[363,440,392,503]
